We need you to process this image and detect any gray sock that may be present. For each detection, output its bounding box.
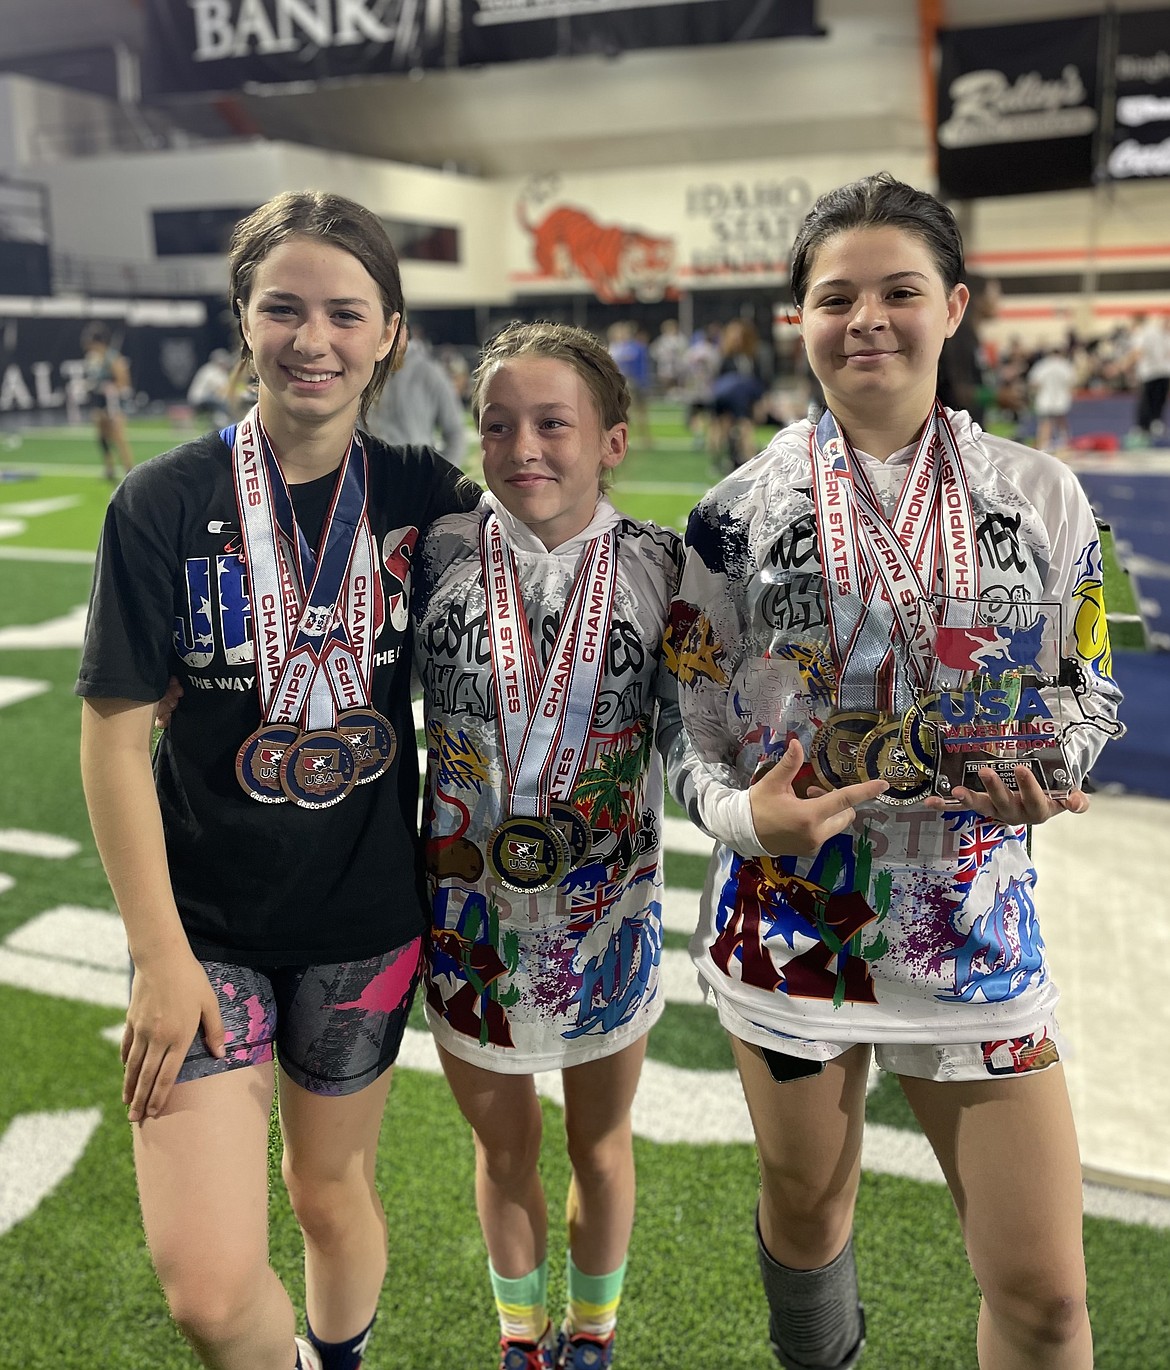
[756,1217,866,1370]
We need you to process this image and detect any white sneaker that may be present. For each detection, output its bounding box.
[294,1335,323,1370]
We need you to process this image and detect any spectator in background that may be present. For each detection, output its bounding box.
[81,322,135,481]
[607,320,654,449]
[366,323,469,468]
[937,272,999,426]
[436,345,472,407]
[1126,311,1170,442]
[1091,323,1135,391]
[684,322,722,393]
[186,348,235,429]
[991,336,1032,435]
[709,318,767,469]
[681,322,723,448]
[1028,342,1078,456]
[649,317,689,396]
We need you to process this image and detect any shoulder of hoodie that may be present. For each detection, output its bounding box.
[420,493,487,549]
[613,510,684,572]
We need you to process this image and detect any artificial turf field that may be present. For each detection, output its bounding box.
[0,409,1165,1369]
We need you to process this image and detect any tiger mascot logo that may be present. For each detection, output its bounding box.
[518,197,675,304]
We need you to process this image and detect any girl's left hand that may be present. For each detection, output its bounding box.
[155,676,183,729]
[926,764,1089,825]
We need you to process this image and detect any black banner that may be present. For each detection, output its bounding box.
[1109,8,1170,180]
[936,16,1101,200]
[141,0,821,96]
[142,0,449,95]
[0,311,216,415]
[458,0,821,66]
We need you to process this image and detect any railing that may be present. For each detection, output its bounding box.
[50,252,210,297]
[28,105,208,160]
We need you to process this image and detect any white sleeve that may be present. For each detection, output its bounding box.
[660,496,771,857]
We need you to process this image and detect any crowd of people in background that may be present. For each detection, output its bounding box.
[956,302,1170,453]
[601,305,1170,467]
[96,301,1170,487]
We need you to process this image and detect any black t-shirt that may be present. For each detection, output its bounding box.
[77,429,480,966]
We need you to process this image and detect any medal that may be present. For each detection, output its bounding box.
[487,815,573,893]
[235,722,300,803]
[809,406,983,786]
[481,513,618,875]
[336,706,396,784]
[231,409,378,808]
[278,729,358,809]
[900,693,947,772]
[809,711,881,790]
[858,717,934,807]
[550,800,593,869]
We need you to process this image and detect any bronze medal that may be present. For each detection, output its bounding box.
[809,711,881,791]
[487,815,572,893]
[278,728,358,809]
[858,717,934,807]
[550,801,593,870]
[336,706,397,785]
[235,722,300,804]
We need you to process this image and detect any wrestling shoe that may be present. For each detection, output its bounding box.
[294,1335,323,1370]
[500,1322,557,1370]
[556,1326,615,1369]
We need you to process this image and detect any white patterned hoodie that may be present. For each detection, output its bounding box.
[663,411,1123,1047]
[413,494,683,1072]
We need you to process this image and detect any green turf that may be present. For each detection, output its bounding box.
[1,423,190,470]
[0,414,1164,1369]
[1101,534,1145,648]
[3,1020,1167,1368]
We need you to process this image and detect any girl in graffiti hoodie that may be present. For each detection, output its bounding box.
[665,174,1122,1370]
[412,322,682,1370]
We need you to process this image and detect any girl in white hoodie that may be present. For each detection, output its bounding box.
[413,322,682,1370]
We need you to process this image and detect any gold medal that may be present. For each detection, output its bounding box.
[809,711,881,790]
[487,815,573,893]
[900,693,947,772]
[550,801,593,870]
[858,717,934,807]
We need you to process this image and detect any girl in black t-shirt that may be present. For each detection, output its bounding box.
[78,192,477,1370]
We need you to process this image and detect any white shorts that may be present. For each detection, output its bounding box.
[717,994,1064,1083]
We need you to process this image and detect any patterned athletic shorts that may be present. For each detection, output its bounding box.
[174,938,421,1096]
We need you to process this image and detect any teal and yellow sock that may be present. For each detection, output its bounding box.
[489,1257,549,1343]
[565,1252,627,1339]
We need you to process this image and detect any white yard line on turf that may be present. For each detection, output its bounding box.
[0,546,95,563]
